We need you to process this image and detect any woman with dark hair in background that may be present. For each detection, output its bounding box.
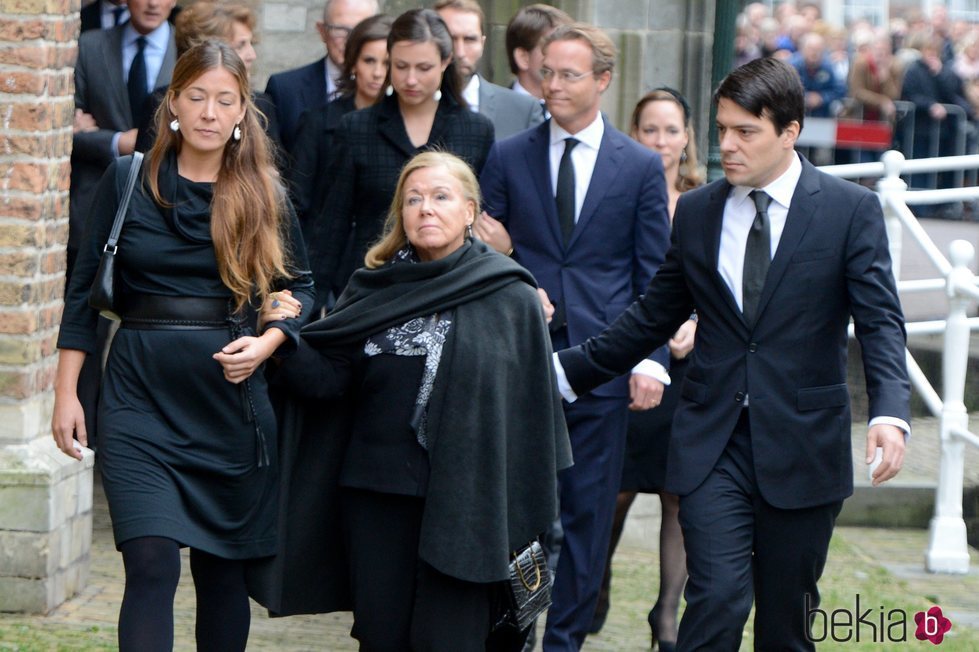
[289,14,394,235]
[134,2,282,152]
[52,41,314,650]
[591,88,704,652]
[306,8,494,301]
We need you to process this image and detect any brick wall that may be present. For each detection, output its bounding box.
[0,0,95,615]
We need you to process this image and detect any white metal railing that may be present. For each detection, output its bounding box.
[821,150,979,574]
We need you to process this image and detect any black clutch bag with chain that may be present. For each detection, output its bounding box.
[494,539,552,632]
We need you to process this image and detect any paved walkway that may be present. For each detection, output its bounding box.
[2,412,977,650]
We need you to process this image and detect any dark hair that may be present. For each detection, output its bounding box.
[387,8,466,108]
[505,3,572,75]
[713,57,804,133]
[336,14,394,99]
[630,88,704,193]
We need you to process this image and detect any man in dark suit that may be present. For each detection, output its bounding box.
[504,4,571,117]
[555,57,911,650]
[434,0,544,140]
[479,24,671,651]
[264,0,377,154]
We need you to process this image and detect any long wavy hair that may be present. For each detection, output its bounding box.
[147,40,290,311]
[630,88,705,193]
[365,151,480,268]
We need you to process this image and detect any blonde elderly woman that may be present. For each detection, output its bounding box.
[251,151,570,651]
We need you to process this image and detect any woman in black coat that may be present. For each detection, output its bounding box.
[307,8,495,298]
[288,14,394,235]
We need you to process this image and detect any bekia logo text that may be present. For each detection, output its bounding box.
[806,594,952,645]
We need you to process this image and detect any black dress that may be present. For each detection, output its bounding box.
[57,154,315,559]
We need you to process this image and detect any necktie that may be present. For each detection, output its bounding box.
[556,137,580,245]
[128,36,148,123]
[742,190,772,326]
[112,6,125,25]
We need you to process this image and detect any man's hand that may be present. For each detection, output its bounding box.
[73,109,98,134]
[118,128,138,155]
[473,211,513,254]
[628,373,665,411]
[866,423,906,486]
[669,319,697,359]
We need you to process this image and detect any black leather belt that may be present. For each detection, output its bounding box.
[119,294,231,330]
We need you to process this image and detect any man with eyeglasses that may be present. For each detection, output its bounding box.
[479,23,671,651]
[265,0,377,154]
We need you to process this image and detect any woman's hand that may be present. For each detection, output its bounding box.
[668,319,697,360]
[257,289,302,331]
[51,349,87,460]
[213,329,288,384]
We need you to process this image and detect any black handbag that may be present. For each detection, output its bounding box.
[494,539,552,632]
[88,152,143,320]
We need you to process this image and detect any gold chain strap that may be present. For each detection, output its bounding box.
[515,550,543,592]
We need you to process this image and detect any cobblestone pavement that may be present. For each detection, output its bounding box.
[2,413,977,650]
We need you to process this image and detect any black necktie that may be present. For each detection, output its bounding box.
[112,6,125,25]
[742,190,772,326]
[128,36,148,123]
[556,137,580,245]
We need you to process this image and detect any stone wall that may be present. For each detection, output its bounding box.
[0,0,95,613]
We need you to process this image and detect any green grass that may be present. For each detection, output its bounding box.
[0,622,116,651]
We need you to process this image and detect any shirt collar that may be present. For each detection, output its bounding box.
[730,151,802,210]
[124,19,170,51]
[462,74,480,108]
[549,112,604,150]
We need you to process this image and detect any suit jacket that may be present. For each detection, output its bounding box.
[479,118,672,398]
[558,156,911,508]
[265,57,329,155]
[310,93,495,293]
[70,23,176,266]
[477,76,544,140]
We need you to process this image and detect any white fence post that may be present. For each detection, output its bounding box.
[925,239,974,574]
[876,150,907,283]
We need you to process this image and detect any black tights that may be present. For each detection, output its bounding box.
[118,537,251,652]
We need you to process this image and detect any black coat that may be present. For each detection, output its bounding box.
[246,240,571,615]
[308,93,495,294]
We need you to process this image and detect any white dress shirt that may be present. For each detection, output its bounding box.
[548,113,669,386]
[100,1,129,29]
[462,74,480,112]
[325,56,342,100]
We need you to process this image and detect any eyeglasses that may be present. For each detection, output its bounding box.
[326,24,353,39]
[539,68,595,84]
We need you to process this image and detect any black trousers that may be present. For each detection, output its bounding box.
[676,410,843,651]
[341,488,527,652]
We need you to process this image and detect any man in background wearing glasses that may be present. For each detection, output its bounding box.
[265,0,377,154]
[479,23,671,651]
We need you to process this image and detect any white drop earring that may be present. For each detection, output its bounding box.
[233,124,241,141]
[433,89,442,102]
[169,118,180,132]
[385,85,394,96]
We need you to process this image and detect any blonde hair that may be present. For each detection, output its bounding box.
[542,23,616,77]
[365,151,480,268]
[147,41,290,312]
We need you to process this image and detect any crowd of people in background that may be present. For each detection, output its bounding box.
[735,1,978,193]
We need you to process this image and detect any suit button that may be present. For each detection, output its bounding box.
[748,343,757,353]
[735,392,745,402]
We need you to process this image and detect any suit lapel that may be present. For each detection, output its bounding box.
[524,123,563,247]
[703,180,744,319]
[568,120,619,250]
[376,94,417,158]
[105,26,130,124]
[301,59,328,111]
[158,32,177,88]
[478,77,495,121]
[754,159,820,321]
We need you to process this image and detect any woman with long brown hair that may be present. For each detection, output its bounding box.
[52,41,314,651]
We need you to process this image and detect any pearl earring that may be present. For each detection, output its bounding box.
[680,148,687,162]
[385,85,394,97]
[169,119,179,132]
[433,89,442,102]
[233,124,241,141]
